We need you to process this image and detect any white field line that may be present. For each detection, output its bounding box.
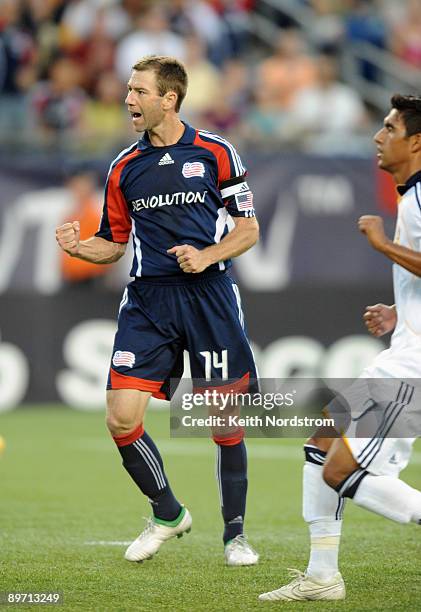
[84,541,131,546]
[82,445,421,547]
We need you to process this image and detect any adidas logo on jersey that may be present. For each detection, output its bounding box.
[158,153,174,165]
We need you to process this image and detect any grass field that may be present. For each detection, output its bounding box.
[0,406,420,611]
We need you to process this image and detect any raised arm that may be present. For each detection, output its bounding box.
[358,215,421,277]
[56,221,127,264]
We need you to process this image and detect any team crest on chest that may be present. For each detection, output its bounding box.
[182,162,205,178]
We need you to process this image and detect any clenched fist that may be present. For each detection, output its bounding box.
[56,221,81,256]
[167,244,212,273]
[358,215,390,252]
[363,303,396,337]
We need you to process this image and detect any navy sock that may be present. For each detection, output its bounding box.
[114,425,182,521]
[216,441,248,544]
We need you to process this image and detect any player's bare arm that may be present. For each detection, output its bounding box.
[167,217,259,274]
[363,303,397,337]
[359,214,421,277]
[56,221,127,264]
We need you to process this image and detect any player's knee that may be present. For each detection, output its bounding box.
[322,460,346,489]
[106,414,126,436]
[105,389,147,436]
[306,434,335,454]
[306,436,321,449]
[105,410,142,436]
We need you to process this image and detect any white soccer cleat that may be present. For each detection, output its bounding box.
[258,569,345,601]
[124,507,192,562]
[224,534,259,566]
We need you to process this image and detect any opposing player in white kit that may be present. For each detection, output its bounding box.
[260,94,421,602]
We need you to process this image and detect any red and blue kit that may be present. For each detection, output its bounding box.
[97,123,257,398]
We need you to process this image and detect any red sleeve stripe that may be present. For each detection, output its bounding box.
[193,132,231,185]
[198,130,245,177]
[106,148,141,242]
[107,141,138,177]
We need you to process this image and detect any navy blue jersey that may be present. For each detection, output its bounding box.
[96,122,256,277]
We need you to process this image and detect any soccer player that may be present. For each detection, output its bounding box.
[259,94,421,602]
[56,56,259,566]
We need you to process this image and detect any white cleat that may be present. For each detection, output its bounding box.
[124,507,192,562]
[258,569,345,601]
[224,534,259,566]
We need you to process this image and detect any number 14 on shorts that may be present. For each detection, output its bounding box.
[199,350,228,380]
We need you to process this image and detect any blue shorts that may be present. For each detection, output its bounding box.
[108,270,257,400]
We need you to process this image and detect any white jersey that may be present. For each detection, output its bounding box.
[338,174,421,474]
[365,174,421,378]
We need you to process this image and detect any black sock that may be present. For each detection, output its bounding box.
[113,425,182,521]
[216,441,248,544]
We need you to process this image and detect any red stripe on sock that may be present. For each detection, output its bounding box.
[113,424,145,447]
[213,427,245,446]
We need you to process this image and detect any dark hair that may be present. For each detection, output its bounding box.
[391,94,421,136]
[132,55,188,112]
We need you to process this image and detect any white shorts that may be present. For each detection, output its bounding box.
[326,375,419,476]
[343,435,415,477]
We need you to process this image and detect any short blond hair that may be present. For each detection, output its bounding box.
[132,55,188,112]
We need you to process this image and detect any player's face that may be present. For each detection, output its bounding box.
[125,70,165,132]
[374,109,411,174]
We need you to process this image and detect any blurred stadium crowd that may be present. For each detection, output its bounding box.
[0,0,420,156]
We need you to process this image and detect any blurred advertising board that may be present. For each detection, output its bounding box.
[0,153,396,294]
[0,152,397,407]
[0,285,392,408]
